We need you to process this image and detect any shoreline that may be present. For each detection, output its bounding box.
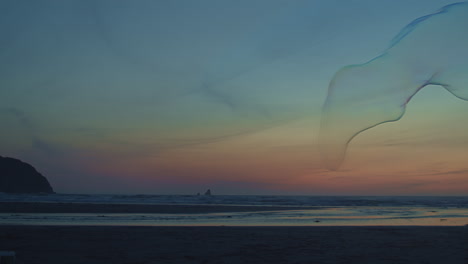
[2,201,467,227]
[0,201,316,214]
[1,225,467,264]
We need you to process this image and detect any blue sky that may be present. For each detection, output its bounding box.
[1,0,467,194]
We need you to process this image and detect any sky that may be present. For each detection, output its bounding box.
[1,0,467,195]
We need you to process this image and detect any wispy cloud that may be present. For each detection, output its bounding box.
[0,107,35,132]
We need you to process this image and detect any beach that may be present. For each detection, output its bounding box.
[1,225,467,264]
[0,201,467,264]
[2,200,468,227]
[0,201,312,214]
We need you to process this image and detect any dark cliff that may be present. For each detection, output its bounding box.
[0,156,54,193]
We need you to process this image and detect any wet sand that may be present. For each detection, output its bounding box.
[0,225,467,264]
[0,202,312,214]
[1,202,467,263]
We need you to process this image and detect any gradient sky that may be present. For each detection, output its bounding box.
[1,0,467,195]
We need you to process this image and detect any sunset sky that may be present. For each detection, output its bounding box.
[1,0,467,195]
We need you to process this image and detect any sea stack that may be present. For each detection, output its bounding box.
[0,156,54,193]
[204,189,212,196]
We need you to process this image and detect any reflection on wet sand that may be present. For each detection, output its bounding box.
[1,206,466,226]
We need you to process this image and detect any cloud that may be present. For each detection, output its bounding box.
[427,169,468,176]
[0,107,34,132]
[319,2,468,169]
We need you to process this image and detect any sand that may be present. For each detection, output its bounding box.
[0,202,313,214]
[0,225,466,264]
[0,202,467,263]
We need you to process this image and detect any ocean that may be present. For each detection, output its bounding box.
[1,193,467,226]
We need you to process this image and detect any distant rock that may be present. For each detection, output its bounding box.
[0,156,54,193]
[204,189,212,196]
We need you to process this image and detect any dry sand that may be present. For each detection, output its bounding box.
[0,225,467,264]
